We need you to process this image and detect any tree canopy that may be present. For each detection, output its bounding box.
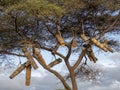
[0,0,120,90]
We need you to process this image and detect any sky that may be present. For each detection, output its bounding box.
[0,52,120,90]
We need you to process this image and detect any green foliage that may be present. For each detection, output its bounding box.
[0,0,20,6]
[6,0,64,17]
[62,0,86,12]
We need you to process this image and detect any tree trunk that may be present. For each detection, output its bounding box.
[70,68,78,90]
[65,60,78,90]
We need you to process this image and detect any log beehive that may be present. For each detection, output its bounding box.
[91,38,108,52]
[71,38,78,48]
[48,58,62,68]
[26,65,31,86]
[9,61,30,79]
[55,31,65,46]
[80,34,89,42]
[34,48,47,67]
[22,48,38,69]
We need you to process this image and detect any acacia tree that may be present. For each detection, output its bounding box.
[0,0,120,90]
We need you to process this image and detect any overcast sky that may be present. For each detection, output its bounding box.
[0,52,120,90]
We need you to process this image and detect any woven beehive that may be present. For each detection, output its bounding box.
[34,48,47,66]
[23,48,38,69]
[48,58,62,68]
[91,38,108,52]
[55,31,65,46]
[26,65,31,86]
[80,34,89,42]
[9,61,30,79]
[71,38,78,48]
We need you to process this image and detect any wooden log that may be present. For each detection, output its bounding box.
[80,34,89,42]
[9,61,30,79]
[71,38,78,48]
[55,30,65,46]
[91,38,108,52]
[22,48,38,70]
[48,58,62,68]
[33,48,47,67]
[26,65,31,86]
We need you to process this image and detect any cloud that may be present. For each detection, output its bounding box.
[0,52,120,90]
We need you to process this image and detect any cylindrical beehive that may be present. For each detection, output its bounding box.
[103,39,113,52]
[71,38,78,48]
[22,48,38,70]
[55,31,65,46]
[80,34,89,42]
[9,61,30,79]
[87,47,97,63]
[26,65,31,86]
[86,53,93,61]
[48,58,62,68]
[104,45,113,52]
[91,38,108,52]
[89,51,97,63]
[34,48,47,67]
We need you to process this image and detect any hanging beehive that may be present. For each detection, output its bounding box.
[9,61,30,79]
[33,48,47,67]
[48,58,62,68]
[26,65,32,86]
[52,43,60,54]
[104,45,113,52]
[91,38,108,52]
[71,38,78,48]
[55,30,65,46]
[86,53,93,61]
[22,48,38,70]
[84,46,97,63]
[80,34,89,42]
[88,51,97,63]
[103,39,113,52]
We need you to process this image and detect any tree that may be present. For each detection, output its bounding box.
[0,0,120,90]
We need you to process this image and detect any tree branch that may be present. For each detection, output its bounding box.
[73,48,86,70]
[0,50,25,57]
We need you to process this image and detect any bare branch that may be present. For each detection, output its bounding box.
[73,48,86,70]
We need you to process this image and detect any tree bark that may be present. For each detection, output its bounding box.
[65,60,78,90]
